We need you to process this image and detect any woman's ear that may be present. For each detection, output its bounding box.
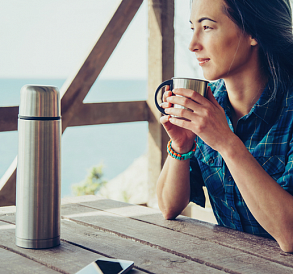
[250,37,258,46]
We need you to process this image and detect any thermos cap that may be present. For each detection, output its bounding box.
[19,85,61,118]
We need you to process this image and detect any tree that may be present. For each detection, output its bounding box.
[72,164,107,196]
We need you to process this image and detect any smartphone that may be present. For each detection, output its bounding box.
[76,257,134,274]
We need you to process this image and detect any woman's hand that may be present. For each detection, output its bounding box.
[159,86,196,153]
[164,86,234,153]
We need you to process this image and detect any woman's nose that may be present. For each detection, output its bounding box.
[189,31,202,52]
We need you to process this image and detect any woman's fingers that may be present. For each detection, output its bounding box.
[166,86,222,116]
[160,101,173,109]
[166,93,200,115]
[172,88,208,105]
[160,115,180,138]
[161,86,231,151]
[165,107,192,120]
[206,86,222,108]
[159,86,173,111]
[162,86,172,102]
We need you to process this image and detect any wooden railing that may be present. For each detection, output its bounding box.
[0,0,174,207]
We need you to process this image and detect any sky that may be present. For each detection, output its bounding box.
[0,0,202,80]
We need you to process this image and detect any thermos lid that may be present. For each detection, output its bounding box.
[19,85,61,118]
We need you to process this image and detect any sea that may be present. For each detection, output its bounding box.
[0,78,148,198]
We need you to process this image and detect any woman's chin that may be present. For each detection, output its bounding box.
[202,74,220,81]
[201,70,220,81]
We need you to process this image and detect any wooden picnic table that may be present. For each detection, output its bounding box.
[1,195,293,274]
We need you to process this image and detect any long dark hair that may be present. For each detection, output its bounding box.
[223,0,293,98]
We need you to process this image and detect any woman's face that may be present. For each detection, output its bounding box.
[189,0,258,81]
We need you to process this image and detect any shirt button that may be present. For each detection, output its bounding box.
[228,176,233,181]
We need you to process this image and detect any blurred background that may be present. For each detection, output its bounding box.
[0,0,204,201]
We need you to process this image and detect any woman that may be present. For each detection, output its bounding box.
[157,0,293,252]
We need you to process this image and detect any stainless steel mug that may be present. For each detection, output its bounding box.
[16,85,61,249]
[154,77,209,115]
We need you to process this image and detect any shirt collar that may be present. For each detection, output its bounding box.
[210,79,287,125]
[209,80,232,118]
[249,80,286,124]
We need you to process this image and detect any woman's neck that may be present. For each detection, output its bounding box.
[223,66,268,129]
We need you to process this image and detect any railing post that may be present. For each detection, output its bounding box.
[147,0,174,207]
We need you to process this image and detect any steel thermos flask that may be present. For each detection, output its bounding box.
[16,85,61,249]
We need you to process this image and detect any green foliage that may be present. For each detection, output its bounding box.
[72,164,107,196]
[122,190,131,203]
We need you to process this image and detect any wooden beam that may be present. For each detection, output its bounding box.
[68,101,148,127]
[147,0,174,207]
[0,107,18,132]
[0,158,16,206]
[60,0,143,132]
[0,107,18,206]
[0,100,149,132]
[0,100,149,206]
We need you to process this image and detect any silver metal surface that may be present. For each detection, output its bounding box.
[172,78,209,112]
[19,85,60,117]
[16,85,61,249]
[172,77,208,97]
[154,77,209,115]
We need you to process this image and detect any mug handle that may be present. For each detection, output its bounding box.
[154,79,173,115]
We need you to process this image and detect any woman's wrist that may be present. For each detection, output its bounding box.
[171,140,195,154]
[219,134,244,160]
[167,140,196,161]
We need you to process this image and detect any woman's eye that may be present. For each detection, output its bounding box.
[203,26,212,30]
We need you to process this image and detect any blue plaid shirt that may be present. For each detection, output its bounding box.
[190,79,293,238]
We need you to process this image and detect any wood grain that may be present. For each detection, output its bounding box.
[67,101,148,127]
[1,197,293,273]
[60,197,293,273]
[1,210,220,273]
[0,246,61,274]
[0,106,18,132]
[147,0,174,207]
[75,197,293,267]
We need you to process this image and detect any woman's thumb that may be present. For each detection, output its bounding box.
[206,86,219,107]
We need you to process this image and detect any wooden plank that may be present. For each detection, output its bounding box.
[0,215,222,273]
[0,100,149,132]
[3,197,290,268]
[75,197,293,268]
[0,157,16,206]
[0,219,145,274]
[0,221,61,273]
[67,101,148,127]
[0,205,16,216]
[147,0,174,206]
[0,100,18,209]
[60,219,224,274]
[0,106,18,132]
[0,246,60,274]
[60,0,143,132]
[2,197,293,273]
[58,198,293,273]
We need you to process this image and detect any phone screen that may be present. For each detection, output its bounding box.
[76,258,134,274]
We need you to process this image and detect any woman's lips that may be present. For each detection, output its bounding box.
[197,58,210,66]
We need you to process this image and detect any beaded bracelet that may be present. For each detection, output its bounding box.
[167,140,196,160]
